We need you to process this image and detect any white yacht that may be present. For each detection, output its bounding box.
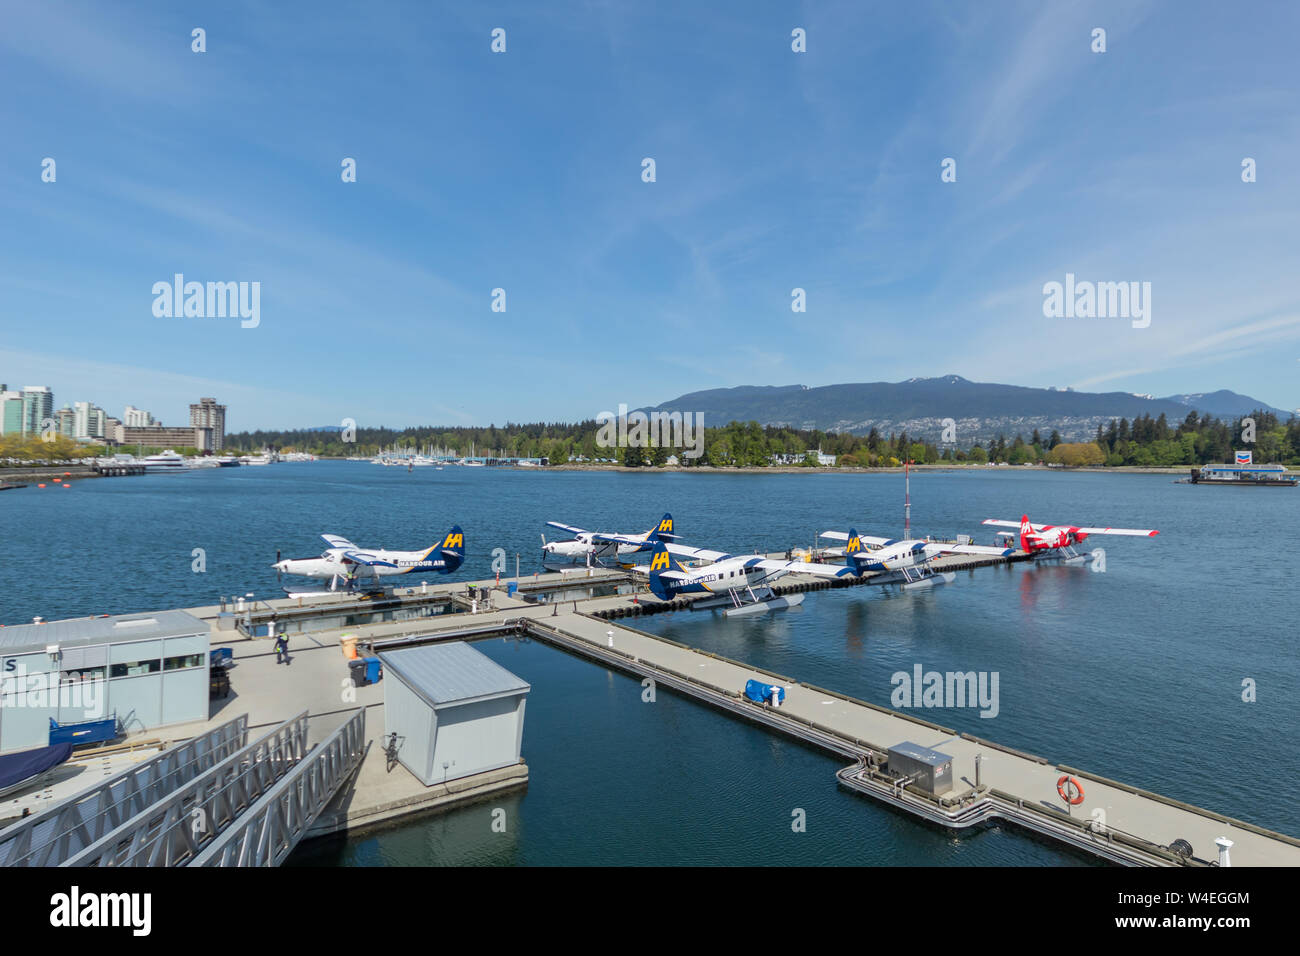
[142,450,187,472]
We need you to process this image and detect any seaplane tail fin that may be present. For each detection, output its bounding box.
[843,528,869,572]
[648,541,678,598]
[439,524,466,571]
[645,512,678,543]
[1019,515,1035,552]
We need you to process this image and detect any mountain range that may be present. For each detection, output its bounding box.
[641,376,1295,445]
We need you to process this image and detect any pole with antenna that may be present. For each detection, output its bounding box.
[904,458,912,539]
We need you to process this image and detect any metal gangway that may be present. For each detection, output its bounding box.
[192,711,366,866]
[0,709,366,867]
[0,715,249,866]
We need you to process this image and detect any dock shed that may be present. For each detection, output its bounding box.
[378,642,529,786]
[0,610,210,752]
[887,741,954,795]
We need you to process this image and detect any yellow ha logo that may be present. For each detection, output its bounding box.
[659,518,672,532]
[650,551,670,571]
[847,537,861,552]
[443,533,464,548]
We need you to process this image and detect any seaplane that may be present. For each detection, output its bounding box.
[273,526,466,593]
[981,515,1158,563]
[819,529,1015,589]
[637,540,856,616]
[542,513,678,566]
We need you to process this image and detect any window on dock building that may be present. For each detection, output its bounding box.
[163,654,204,671]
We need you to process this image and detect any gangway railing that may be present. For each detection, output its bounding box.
[192,709,366,866]
[60,713,309,867]
[0,715,249,867]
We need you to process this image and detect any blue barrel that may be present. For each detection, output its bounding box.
[745,680,783,704]
[507,582,518,597]
[365,657,382,684]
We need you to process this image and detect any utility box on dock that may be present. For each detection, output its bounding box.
[378,642,529,787]
[887,741,954,796]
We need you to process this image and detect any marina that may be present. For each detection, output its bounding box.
[3,4,1297,937]
[3,519,1297,867]
[3,465,1297,868]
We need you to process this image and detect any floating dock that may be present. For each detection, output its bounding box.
[7,549,1297,866]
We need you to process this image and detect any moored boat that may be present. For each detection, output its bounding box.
[1187,462,1297,486]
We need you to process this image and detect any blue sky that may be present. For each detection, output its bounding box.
[2,0,1297,431]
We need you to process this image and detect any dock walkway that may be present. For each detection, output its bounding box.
[12,551,1294,865]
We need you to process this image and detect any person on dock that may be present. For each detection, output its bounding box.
[273,629,289,665]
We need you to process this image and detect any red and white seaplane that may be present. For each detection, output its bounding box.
[981,515,1159,563]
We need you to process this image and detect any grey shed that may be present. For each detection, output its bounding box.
[377,642,529,786]
[887,741,954,795]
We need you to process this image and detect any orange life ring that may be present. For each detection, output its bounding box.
[1057,774,1084,805]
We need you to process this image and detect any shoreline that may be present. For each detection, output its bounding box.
[543,463,1285,476]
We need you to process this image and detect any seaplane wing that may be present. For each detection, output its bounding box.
[819,531,896,547]
[932,543,1018,557]
[981,519,1048,532]
[757,558,857,580]
[1073,526,1160,537]
[662,542,734,564]
[321,533,359,550]
[587,532,652,546]
[341,550,400,568]
[545,521,588,537]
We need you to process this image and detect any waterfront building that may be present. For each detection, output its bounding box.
[0,389,22,435]
[378,642,530,786]
[0,611,210,751]
[189,397,226,452]
[56,407,76,437]
[21,386,53,436]
[120,425,210,450]
[123,405,155,427]
[72,401,106,440]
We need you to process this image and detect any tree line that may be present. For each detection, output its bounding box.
[224,408,1300,467]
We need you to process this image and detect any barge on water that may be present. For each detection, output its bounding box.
[1186,463,1297,486]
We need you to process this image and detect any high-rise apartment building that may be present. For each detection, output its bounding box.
[189,397,226,452]
[0,388,22,435]
[123,405,155,427]
[21,386,53,436]
[56,407,76,437]
[72,401,106,440]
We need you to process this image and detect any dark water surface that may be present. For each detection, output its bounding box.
[4,464,1295,865]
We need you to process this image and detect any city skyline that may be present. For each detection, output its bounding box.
[0,381,225,451]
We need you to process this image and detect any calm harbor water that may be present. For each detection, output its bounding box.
[4,463,1296,865]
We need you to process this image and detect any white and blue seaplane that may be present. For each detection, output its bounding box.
[636,539,857,616]
[542,512,678,566]
[818,528,1014,590]
[273,526,466,594]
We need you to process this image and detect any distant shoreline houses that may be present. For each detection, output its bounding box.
[0,385,226,453]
